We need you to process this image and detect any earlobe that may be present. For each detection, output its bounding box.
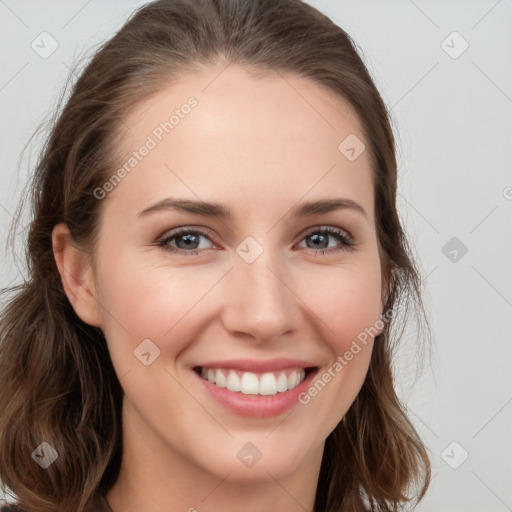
[51,222,102,328]
[376,274,390,336]
[381,272,390,314]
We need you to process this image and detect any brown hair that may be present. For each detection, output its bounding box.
[0,0,432,511]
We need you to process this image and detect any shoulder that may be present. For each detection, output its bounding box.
[0,493,111,512]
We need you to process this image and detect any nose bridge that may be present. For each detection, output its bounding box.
[222,240,301,340]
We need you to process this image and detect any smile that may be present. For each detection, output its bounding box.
[192,358,319,418]
[195,367,310,395]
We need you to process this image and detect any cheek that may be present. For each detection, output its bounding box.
[94,249,232,386]
[296,258,383,352]
[292,257,382,422]
[93,248,197,368]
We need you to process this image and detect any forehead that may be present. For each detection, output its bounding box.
[107,63,374,223]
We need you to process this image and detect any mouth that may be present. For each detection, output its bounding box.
[191,358,320,418]
[193,366,318,396]
[190,357,320,418]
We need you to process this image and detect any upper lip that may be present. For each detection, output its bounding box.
[194,358,318,373]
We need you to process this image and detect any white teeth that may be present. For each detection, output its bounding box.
[199,367,308,395]
[276,373,288,392]
[259,373,277,395]
[226,370,241,392]
[215,369,226,388]
[240,372,259,395]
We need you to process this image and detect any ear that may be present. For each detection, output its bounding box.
[375,272,390,336]
[381,273,390,313]
[52,222,102,328]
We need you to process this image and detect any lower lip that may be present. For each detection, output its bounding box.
[193,369,318,418]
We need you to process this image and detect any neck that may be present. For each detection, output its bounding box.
[105,398,323,512]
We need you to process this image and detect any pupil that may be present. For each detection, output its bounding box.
[175,233,330,251]
[177,233,199,250]
[308,233,327,249]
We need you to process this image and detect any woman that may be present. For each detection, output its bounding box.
[0,0,431,511]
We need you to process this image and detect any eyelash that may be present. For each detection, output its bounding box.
[155,226,356,257]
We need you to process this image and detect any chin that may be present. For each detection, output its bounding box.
[196,438,317,484]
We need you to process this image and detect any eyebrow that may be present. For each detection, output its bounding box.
[137,197,368,220]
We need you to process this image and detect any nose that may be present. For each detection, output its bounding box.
[220,250,303,342]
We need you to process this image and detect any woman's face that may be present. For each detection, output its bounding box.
[89,64,385,483]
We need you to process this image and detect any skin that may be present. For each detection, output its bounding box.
[53,63,387,512]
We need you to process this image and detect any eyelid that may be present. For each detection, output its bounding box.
[156,224,356,255]
[294,225,356,252]
[300,224,353,240]
[156,225,219,247]
[156,224,352,242]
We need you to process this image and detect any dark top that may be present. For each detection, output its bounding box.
[0,493,113,512]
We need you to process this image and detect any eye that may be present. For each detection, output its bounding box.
[156,227,215,256]
[156,225,356,257]
[296,226,356,255]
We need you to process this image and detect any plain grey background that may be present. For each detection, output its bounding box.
[1,1,511,510]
